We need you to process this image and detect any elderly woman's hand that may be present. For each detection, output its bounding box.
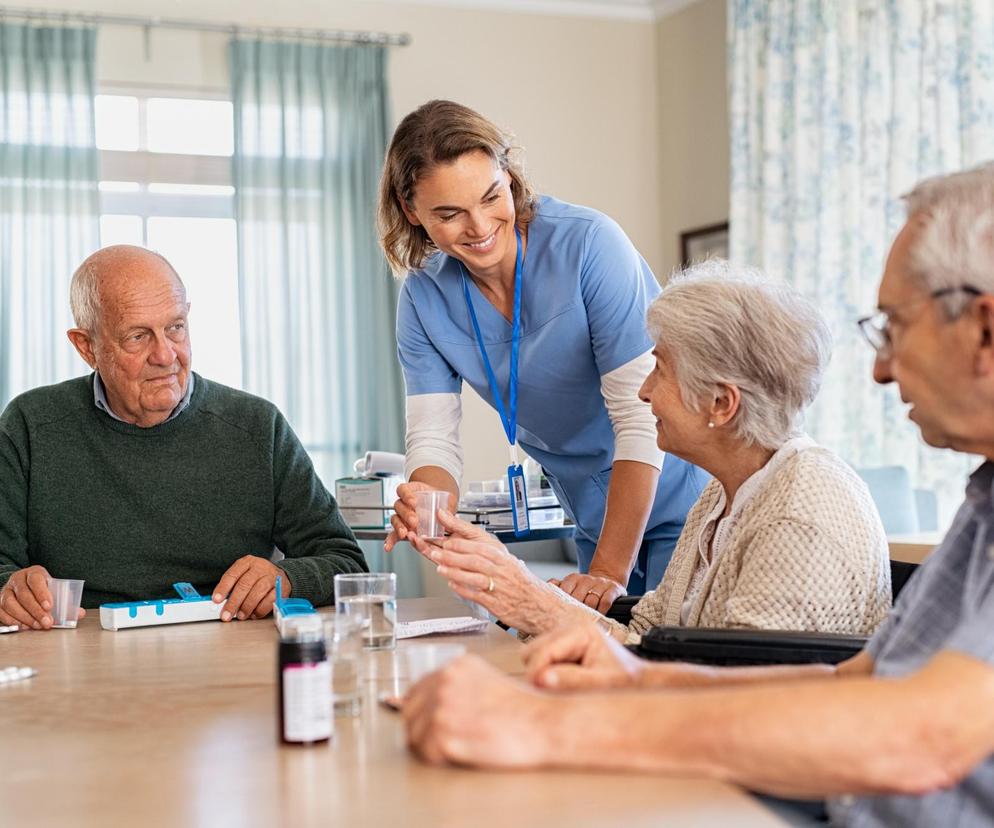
[403,654,554,768]
[407,507,503,554]
[523,622,646,691]
[410,510,567,635]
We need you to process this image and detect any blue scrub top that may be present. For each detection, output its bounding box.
[397,196,709,592]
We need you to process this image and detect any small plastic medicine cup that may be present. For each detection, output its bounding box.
[414,490,448,541]
[400,643,466,694]
[46,577,85,629]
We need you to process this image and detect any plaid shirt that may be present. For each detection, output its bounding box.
[829,461,994,827]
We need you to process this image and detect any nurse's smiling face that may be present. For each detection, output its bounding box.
[639,345,711,460]
[402,149,519,282]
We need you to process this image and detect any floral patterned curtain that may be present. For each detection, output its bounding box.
[729,0,994,525]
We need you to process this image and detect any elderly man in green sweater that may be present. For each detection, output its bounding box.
[0,245,367,631]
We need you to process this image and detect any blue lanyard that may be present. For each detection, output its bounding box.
[460,227,523,449]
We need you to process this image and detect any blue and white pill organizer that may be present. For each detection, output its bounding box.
[99,582,224,631]
[273,576,318,637]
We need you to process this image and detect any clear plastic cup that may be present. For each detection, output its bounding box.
[400,643,466,692]
[323,613,364,717]
[414,490,448,541]
[46,578,84,629]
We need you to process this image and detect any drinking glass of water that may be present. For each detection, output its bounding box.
[334,573,397,651]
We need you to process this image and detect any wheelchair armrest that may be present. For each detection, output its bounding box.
[606,595,641,624]
[634,626,866,666]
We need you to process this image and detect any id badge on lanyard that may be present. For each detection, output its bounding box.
[462,227,531,537]
[507,451,530,537]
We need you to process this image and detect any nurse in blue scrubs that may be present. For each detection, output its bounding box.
[380,100,708,608]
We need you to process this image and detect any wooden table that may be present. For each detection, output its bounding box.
[2,598,786,827]
[888,531,943,564]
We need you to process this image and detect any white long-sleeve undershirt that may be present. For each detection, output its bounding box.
[404,393,464,483]
[599,349,665,469]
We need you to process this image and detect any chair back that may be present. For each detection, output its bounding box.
[854,465,919,534]
[890,559,919,601]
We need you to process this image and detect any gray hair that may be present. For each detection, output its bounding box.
[646,259,832,450]
[903,162,994,316]
[69,260,103,331]
[69,248,185,332]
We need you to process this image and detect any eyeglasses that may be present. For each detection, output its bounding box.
[857,285,982,357]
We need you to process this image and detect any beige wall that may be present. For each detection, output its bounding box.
[655,0,729,278]
[17,0,729,486]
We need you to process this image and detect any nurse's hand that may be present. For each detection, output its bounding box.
[555,573,627,615]
[410,510,567,635]
[385,482,433,552]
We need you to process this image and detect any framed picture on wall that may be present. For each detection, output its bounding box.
[680,221,729,267]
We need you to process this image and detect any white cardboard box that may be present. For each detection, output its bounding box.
[335,476,399,529]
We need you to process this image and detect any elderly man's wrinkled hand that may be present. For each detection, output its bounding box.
[0,565,85,630]
[557,572,627,614]
[212,556,290,621]
[403,654,553,768]
[523,622,644,691]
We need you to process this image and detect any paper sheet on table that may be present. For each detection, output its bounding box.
[396,616,490,639]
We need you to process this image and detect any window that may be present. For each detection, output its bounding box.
[96,91,241,389]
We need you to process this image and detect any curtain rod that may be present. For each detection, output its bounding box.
[0,5,412,46]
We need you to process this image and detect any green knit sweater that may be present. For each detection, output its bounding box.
[0,373,367,608]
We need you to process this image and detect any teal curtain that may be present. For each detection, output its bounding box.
[0,24,99,407]
[229,39,404,488]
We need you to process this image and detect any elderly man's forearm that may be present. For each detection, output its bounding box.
[632,660,838,690]
[279,538,368,605]
[533,652,994,799]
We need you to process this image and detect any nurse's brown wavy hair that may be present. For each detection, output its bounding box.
[378,100,537,276]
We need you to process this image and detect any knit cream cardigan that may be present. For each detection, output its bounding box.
[615,446,892,643]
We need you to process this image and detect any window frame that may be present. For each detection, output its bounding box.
[96,83,243,390]
[97,84,235,240]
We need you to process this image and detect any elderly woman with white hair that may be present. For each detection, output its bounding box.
[411,261,891,640]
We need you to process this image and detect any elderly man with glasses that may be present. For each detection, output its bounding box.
[402,163,994,827]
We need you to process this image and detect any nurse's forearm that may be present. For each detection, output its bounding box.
[589,461,660,584]
[409,466,460,511]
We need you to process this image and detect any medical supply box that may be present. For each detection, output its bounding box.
[335,476,399,529]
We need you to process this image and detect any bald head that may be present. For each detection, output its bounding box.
[66,245,192,428]
[70,245,186,333]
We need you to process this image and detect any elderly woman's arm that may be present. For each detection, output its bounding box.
[410,510,628,637]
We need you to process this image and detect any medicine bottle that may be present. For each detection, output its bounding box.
[278,616,332,746]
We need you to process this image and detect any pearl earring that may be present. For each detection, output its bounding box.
[708,421,715,429]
